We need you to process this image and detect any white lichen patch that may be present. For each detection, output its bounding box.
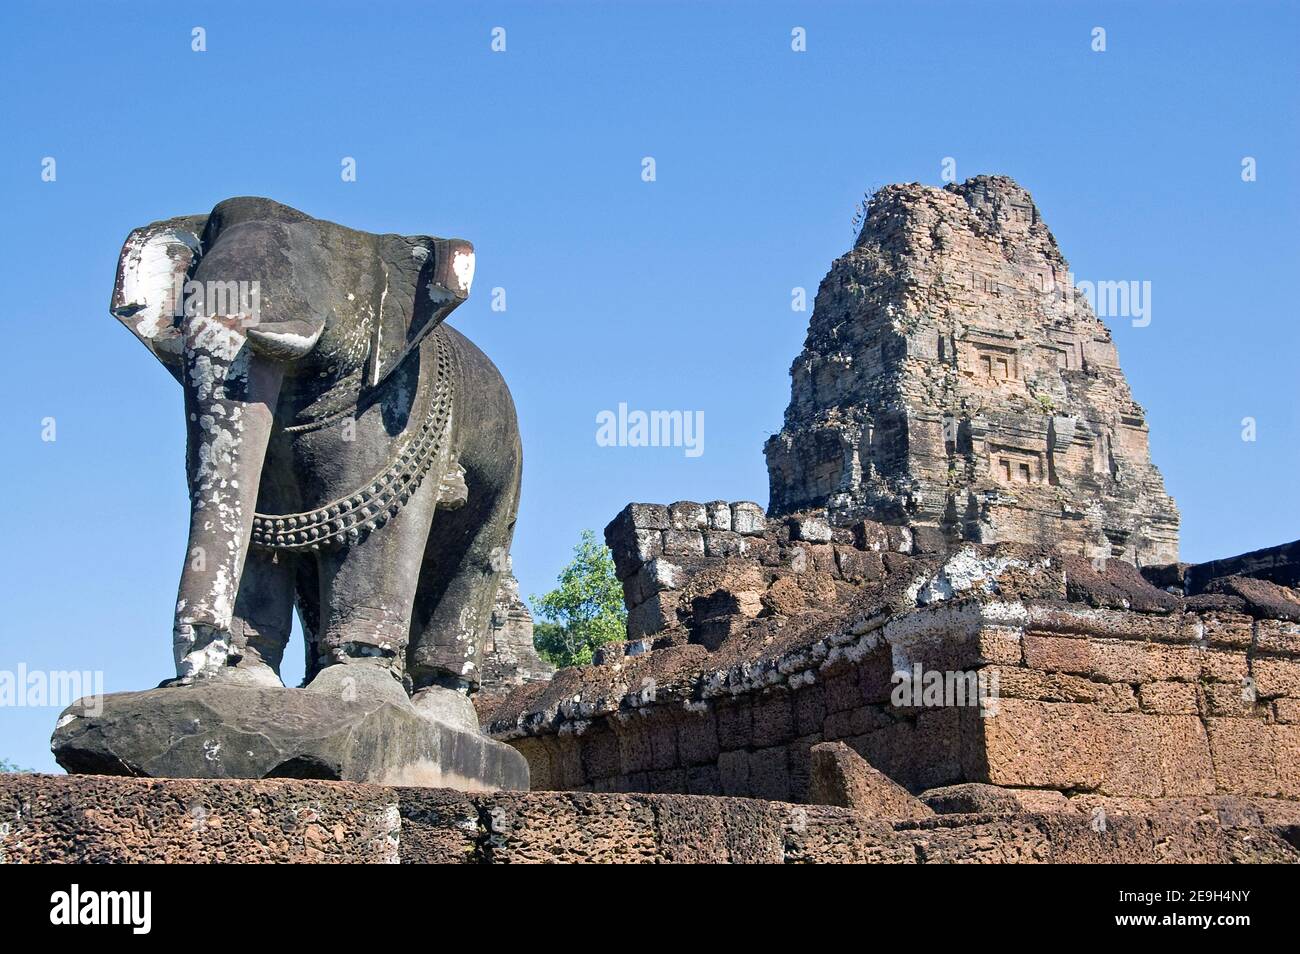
[116,227,201,338]
[451,250,475,294]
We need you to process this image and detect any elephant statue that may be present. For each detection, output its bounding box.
[108,197,521,726]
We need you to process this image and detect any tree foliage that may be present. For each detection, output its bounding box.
[531,530,627,668]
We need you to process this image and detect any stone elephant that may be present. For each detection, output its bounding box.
[110,197,521,721]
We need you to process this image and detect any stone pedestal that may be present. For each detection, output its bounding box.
[51,672,528,791]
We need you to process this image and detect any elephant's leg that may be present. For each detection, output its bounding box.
[172,318,284,683]
[408,462,520,697]
[309,472,442,684]
[227,549,296,686]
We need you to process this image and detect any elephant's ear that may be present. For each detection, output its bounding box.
[367,235,474,387]
[110,214,208,381]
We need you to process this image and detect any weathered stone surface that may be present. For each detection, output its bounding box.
[731,501,767,535]
[921,782,1024,815]
[808,742,932,819]
[486,580,1300,812]
[4,774,1293,864]
[51,669,528,791]
[0,774,404,864]
[764,176,1178,565]
[1185,539,1300,594]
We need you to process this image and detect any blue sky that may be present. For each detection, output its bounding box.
[1,1,1296,771]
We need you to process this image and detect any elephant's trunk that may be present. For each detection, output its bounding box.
[172,315,283,681]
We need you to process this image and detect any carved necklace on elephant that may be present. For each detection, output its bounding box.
[250,329,458,552]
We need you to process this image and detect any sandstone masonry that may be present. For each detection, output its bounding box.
[765,176,1179,564]
[4,774,1294,864]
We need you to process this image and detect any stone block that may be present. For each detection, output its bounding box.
[751,690,795,748]
[823,672,864,713]
[626,591,678,639]
[1207,718,1280,797]
[822,709,854,741]
[631,558,680,600]
[789,513,832,543]
[1252,657,1300,698]
[662,529,705,558]
[705,500,732,531]
[858,648,896,704]
[704,531,748,557]
[649,717,679,770]
[748,746,791,801]
[1198,612,1255,649]
[1102,713,1214,798]
[1201,680,1259,717]
[792,684,827,736]
[848,705,892,736]
[616,721,654,774]
[668,501,707,531]
[1138,681,1199,715]
[976,625,1024,664]
[580,728,621,782]
[1256,619,1300,656]
[978,699,1109,790]
[1022,633,1090,674]
[909,708,965,789]
[1086,638,1148,682]
[834,546,885,583]
[717,749,750,795]
[1198,646,1247,683]
[676,710,720,766]
[1275,699,1300,723]
[608,529,664,580]
[979,698,1216,797]
[730,501,766,535]
[715,697,752,750]
[851,519,894,552]
[645,768,688,793]
[686,764,722,796]
[921,782,1022,815]
[605,504,669,578]
[626,503,671,530]
[808,741,932,819]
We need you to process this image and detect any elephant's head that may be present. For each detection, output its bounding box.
[110,197,476,680]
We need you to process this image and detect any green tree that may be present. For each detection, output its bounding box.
[0,758,28,773]
[531,529,627,668]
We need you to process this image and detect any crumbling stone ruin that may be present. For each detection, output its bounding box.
[765,176,1179,565]
[488,515,1300,822]
[481,567,555,691]
[479,176,1300,842]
